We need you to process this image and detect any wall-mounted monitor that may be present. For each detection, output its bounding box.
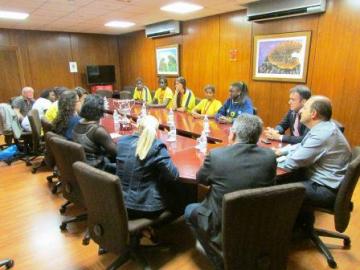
[86,65,115,85]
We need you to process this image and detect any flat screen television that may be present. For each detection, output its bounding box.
[86,65,115,85]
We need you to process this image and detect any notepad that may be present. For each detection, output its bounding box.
[110,133,122,139]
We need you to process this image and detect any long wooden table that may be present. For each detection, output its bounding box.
[102,100,288,182]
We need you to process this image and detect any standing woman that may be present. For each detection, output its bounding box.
[173,77,196,112]
[52,90,81,140]
[116,115,179,219]
[215,81,253,124]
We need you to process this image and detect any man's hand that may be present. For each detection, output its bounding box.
[265,127,281,141]
[218,116,232,124]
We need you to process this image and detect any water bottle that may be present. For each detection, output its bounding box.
[167,108,174,125]
[203,115,210,135]
[196,131,207,153]
[113,110,120,132]
[141,102,147,117]
[167,122,177,142]
[103,97,109,110]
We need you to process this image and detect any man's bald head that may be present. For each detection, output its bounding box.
[22,87,34,99]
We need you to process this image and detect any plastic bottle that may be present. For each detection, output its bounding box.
[141,102,147,117]
[196,131,208,153]
[113,110,120,132]
[103,96,109,110]
[167,108,174,125]
[167,122,177,142]
[203,115,210,135]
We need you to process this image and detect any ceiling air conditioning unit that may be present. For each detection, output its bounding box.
[246,0,326,22]
[145,20,180,38]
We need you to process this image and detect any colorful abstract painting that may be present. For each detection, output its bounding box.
[253,32,311,82]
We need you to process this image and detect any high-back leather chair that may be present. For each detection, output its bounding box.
[96,89,112,98]
[332,119,345,133]
[49,136,87,230]
[207,183,305,270]
[44,131,62,193]
[73,161,173,270]
[119,90,132,100]
[309,146,360,268]
[28,109,46,173]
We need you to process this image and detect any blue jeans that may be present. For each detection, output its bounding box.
[184,203,224,270]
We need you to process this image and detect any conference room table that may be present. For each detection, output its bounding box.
[102,99,288,183]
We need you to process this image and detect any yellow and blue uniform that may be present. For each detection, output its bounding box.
[193,99,222,116]
[44,101,59,122]
[154,87,173,109]
[133,86,152,104]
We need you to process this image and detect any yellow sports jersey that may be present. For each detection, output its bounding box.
[154,87,173,109]
[174,89,196,112]
[44,101,58,123]
[193,99,222,116]
[133,87,152,104]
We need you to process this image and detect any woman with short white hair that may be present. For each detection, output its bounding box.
[116,115,179,219]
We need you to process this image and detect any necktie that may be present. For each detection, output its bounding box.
[293,113,300,137]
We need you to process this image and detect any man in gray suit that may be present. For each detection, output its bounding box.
[184,114,277,269]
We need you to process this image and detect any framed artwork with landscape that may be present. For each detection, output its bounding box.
[253,31,311,82]
[155,44,179,76]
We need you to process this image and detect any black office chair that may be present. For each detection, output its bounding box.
[73,161,174,270]
[48,136,87,230]
[308,146,360,268]
[332,119,345,133]
[96,89,113,98]
[0,259,14,269]
[119,90,132,100]
[253,107,258,115]
[203,183,305,270]
[28,109,46,173]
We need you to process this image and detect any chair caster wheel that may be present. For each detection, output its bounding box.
[60,223,67,231]
[47,176,53,183]
[328,259,337,269]
[82,237,90,246]
[59,207,66,214]
[344,238,351,248]
[98,247,107,255]
[26,161,31,166]
[32,168,37,174]
[52,186,58,194]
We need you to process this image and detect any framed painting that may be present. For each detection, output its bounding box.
[253,31,311,82]
[155,44,179,76]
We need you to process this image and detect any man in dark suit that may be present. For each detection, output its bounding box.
[184,114,277,269]
[265,85,311,144]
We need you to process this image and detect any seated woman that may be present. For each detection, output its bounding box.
[116,115,179,219]
[133,77,152,104]
[215,81,253,124]
[52,90,81,140]
[148,76,173,109]
[191,85,222,119]
[172,76,196,112]
[73,95,116,170]
[44,87,69,122]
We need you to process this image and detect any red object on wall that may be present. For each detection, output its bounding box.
[90,85,113,93]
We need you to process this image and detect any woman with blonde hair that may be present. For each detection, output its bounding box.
[116,115,179,219]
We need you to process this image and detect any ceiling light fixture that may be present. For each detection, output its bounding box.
[160,2,203,14]
[0,10,29,20]
[105,21,135,28]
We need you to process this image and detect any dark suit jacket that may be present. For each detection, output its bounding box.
[275,110,309,144]
[196,143,277,245]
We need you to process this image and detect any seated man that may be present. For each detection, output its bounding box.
[21,88,56,131]
[11,86,35,121]
[277,96,351,227]
[265,85,311,144]
[148,76,173,109]
[215,81,253,124]
[133,77,152,104]
[191,84,222,119]
[185,114,276,269]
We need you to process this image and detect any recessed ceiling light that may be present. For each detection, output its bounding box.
[160,2,203,14]
[105,21,135,28]
[0,10,29,20]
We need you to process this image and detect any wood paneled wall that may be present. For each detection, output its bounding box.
[0,29,121,102]
[117,0,360,146]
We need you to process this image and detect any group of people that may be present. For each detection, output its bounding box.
[133,76,254,123]
[8,80,352,270]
